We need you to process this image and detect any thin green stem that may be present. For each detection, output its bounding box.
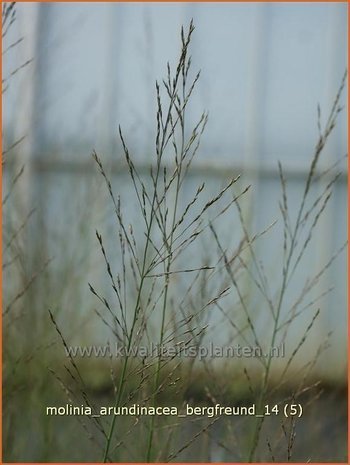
[247,185,308,461]
[145,82,186,463]
[102,159,163,462]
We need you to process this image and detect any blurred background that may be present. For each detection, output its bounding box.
[3,2,347,462]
